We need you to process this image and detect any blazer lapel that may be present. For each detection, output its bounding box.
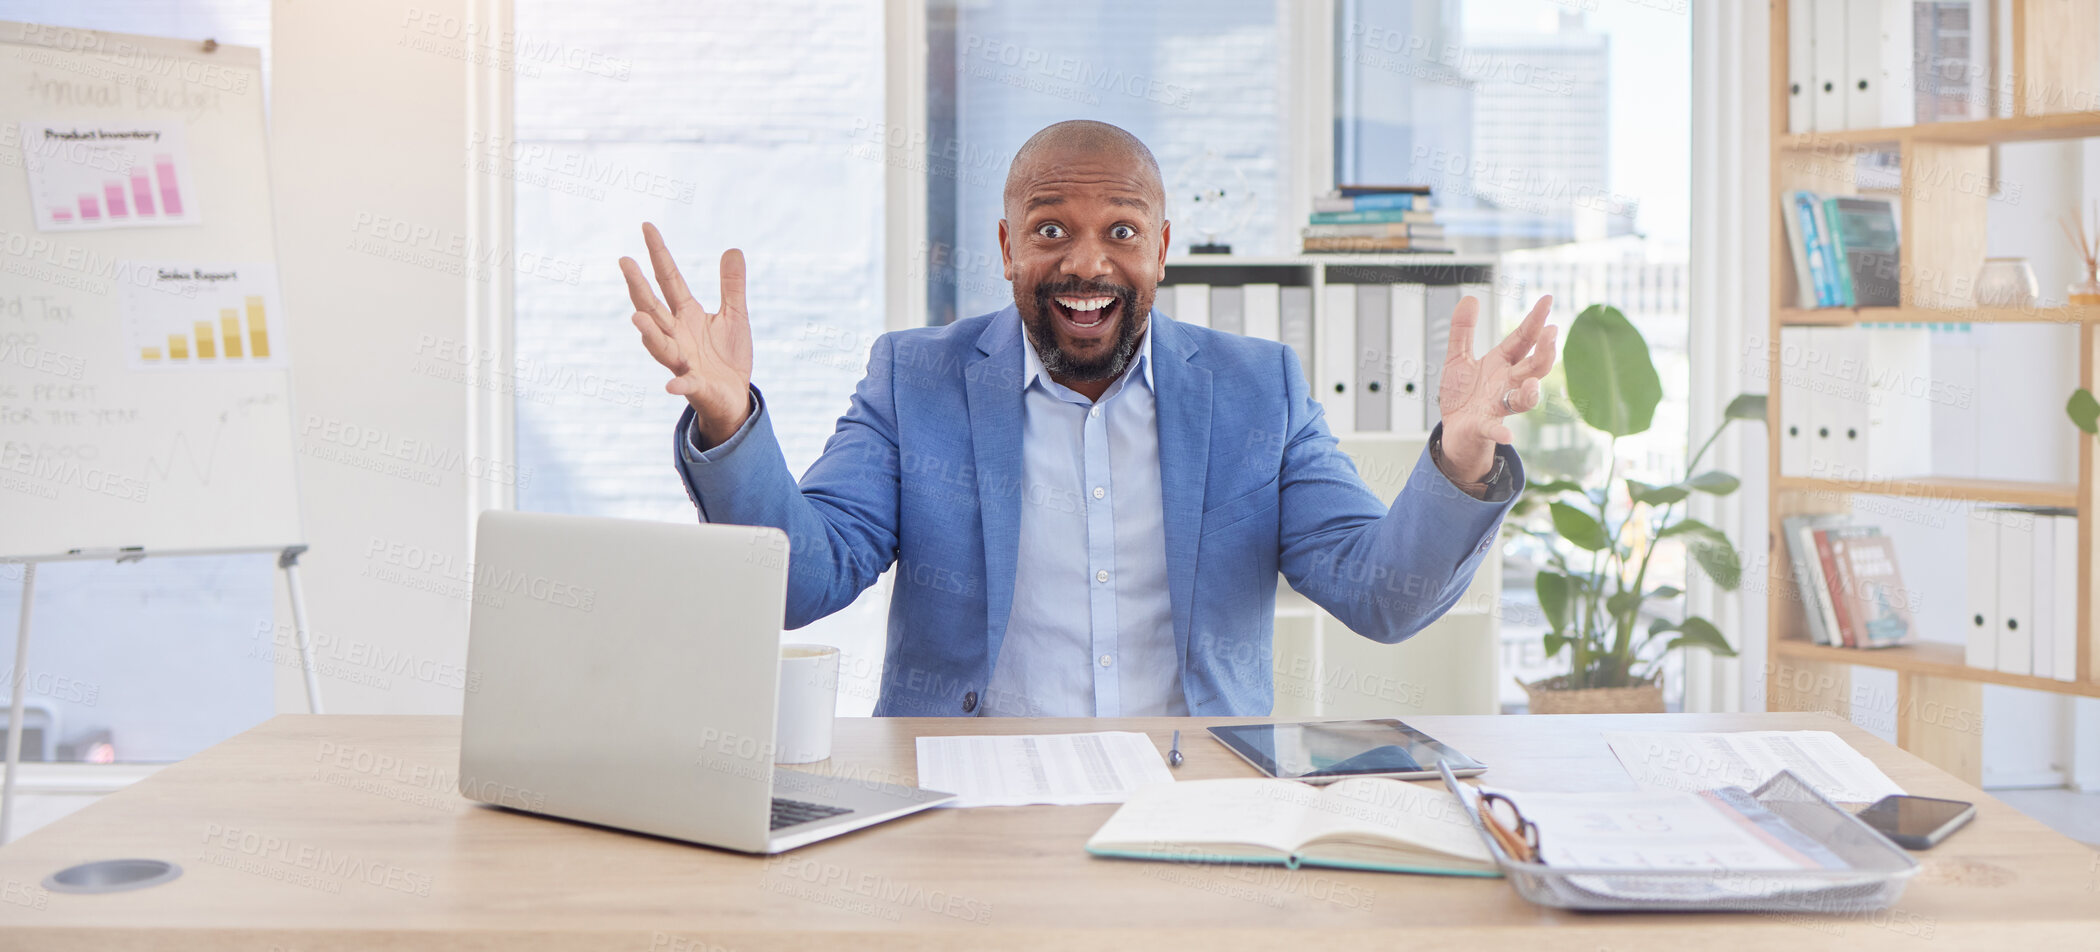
[966,308,1027,667]
[1150,313,1211,674]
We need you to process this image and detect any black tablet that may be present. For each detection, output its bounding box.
[1208,719,1486,782]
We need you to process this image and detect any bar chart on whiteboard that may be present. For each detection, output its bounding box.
[120,263,288,372]
[18,119,200,231]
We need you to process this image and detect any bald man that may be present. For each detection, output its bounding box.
[623,120,1557,717]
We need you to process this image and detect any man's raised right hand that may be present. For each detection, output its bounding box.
[621,222,754,448]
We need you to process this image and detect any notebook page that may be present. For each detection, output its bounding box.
[1295,778,1489,861]
[1085,778,1317,856]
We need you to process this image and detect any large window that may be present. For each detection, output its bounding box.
[1332,1,1691,709]
[923,0,1287,324]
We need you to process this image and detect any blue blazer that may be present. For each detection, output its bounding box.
[673,306,1522,716]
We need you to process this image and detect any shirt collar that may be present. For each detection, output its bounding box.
[1019,309,1155,396]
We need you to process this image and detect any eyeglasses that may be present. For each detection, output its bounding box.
[1478,791,1543,864]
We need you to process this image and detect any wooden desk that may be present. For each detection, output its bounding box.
[0,713,2092,950]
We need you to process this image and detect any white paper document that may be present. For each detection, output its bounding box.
[1475,785,1846,873]
[1603,730,1904,805]
[914,731,1174,808]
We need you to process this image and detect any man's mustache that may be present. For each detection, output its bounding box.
[1033,279,1136,304]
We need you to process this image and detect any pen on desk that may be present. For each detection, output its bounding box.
[1168,730,1183,768]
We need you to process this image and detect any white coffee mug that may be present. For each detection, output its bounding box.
[775,644,839,764]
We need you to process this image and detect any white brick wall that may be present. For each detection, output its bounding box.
[512,0,888,513]
[510,0,895,713]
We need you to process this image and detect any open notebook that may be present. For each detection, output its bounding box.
[1085,777,1496,877]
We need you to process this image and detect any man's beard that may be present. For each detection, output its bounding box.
[1018,278,1150,382]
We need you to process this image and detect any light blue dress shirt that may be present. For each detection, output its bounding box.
[981,324,1179,717]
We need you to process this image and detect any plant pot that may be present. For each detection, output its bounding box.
[1519,674,1664,714]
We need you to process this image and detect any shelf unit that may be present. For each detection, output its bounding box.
[1163,254,1504,718]
[1161,253,1496,444]
[1766,0,2100,784]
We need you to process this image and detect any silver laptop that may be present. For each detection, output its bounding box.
[458,510,954,853]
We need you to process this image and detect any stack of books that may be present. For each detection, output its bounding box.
[1301,185,1451,254]
[1781,515,1917,649]
[1780,190,1899,308]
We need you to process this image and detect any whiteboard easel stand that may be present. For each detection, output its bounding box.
[0,545,320,844]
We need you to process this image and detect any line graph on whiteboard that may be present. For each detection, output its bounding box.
[140,390,286,489]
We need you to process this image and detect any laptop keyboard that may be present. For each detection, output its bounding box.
[771,797,853,831]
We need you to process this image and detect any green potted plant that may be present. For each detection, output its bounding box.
[1506,304,1766,714]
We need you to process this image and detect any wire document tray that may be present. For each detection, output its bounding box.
[1438,764,1919,913]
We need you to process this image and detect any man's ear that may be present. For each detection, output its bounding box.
[1157,219,1171,283]
[998,219,1014,281]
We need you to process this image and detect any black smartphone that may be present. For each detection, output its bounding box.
[1857,794,1975,849]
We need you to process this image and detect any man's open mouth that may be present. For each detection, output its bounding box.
[1050,294,1122,335]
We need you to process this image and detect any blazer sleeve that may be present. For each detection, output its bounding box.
[672,335,903,629]
[1272,345,1525,644]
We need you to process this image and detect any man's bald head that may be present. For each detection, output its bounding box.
[1002,120,1165,221]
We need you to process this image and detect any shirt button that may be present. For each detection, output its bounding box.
[961,691,978,713]
[1093,486,1106,499]
[1089,405,1101,418]
[1099,655,1113,668]
[1096,570,1110,583]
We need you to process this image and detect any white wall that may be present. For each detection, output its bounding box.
[269,0,480,714]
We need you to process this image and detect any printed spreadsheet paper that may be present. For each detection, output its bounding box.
[1603,730,1904,805]
[915,731,1175,808]
[1474,786,1841,872]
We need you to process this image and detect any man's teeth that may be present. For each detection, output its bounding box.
[1056,296,1114,312]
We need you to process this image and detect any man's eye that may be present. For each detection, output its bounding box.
[1036,223,1066,239]
[1110,224,1137,240]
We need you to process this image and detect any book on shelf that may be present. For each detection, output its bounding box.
[1302,236,1450,254]
[1782,514,1848,646]
[1312,192,1434,213]
[1085,777,1496,877]
[1824,197,1900,308]
[1781,190,1898,309]
[1301,223,1444,238]
[1308,208,1437,226]
[1781,190,1837,308]
[1334,183,1432,196]
[1913,0,1993,124]
[1786,518,1913,649]
[1812,524,1883,648]
[1828,533,1916,648]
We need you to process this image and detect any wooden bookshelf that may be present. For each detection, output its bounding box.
[1766,0,2100,786]
[1778,111,2100,149]
[1774,638,2100,699]
[1778,305,2100,326]
[1775,476,2078,508]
